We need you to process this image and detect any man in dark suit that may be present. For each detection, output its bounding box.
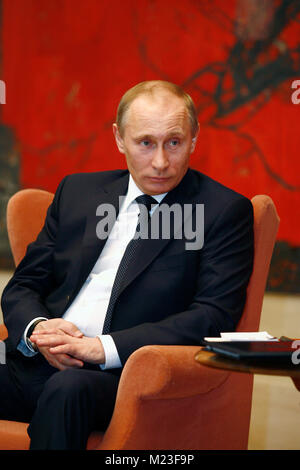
[0,80,254,449]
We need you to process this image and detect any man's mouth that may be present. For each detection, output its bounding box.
[148,177,170,182]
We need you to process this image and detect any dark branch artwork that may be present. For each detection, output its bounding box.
[181,0,300,192]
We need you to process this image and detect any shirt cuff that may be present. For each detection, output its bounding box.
[23,316,48,353]
[17,337,38,357]
[97,334,122,370]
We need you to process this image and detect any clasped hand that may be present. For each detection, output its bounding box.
[30,319,105,370]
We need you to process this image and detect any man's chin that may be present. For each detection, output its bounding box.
[143,177,175,195]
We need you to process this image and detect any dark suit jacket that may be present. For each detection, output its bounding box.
[1,168,254,367]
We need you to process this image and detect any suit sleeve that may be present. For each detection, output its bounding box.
[1,177,68,349]
[110,196,254,366]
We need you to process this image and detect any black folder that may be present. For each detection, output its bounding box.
[203,340,300,364]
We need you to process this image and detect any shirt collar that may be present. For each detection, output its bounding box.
[121,175,168,212]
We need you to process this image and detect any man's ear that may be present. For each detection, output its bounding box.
[113,123,125,154]
[191,127,199,153]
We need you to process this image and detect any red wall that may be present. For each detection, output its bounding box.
[1,0,300,244]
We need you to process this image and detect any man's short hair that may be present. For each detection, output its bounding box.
[116,80,199,137]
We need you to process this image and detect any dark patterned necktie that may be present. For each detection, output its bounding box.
[102,194,158,334]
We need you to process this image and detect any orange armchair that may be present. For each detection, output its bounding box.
[0,189,279,450]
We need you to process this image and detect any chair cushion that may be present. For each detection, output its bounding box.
[0,420,30,450]
[86,431,104,450]
[0,419,104,450]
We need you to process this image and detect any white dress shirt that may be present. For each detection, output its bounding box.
[19,176,167,369]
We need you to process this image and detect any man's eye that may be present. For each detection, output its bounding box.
[169,139,179,147]
[141,140,151,147]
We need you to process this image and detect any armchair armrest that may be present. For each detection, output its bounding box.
[97,345,230,450]
[122,345,229,398]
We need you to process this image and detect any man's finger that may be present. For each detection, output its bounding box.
[55,353,84,368]
[32,334,74,348]
[59,322,83,337]
[49,344,74,355]
[33,319,83,338]
[31,328,64,337]
[50,344,88,364]
[39,346,83,369]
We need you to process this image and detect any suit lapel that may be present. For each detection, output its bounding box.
[73,172,130,297]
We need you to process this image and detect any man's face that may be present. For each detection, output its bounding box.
[113,92,198,195]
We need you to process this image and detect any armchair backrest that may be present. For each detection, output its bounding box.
[237,195,280,332]
[7,189,54,266]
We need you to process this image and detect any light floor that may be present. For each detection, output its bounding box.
[0,270,300,450]
[248,293,300,450]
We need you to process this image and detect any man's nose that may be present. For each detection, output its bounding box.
[151,146,169,172]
